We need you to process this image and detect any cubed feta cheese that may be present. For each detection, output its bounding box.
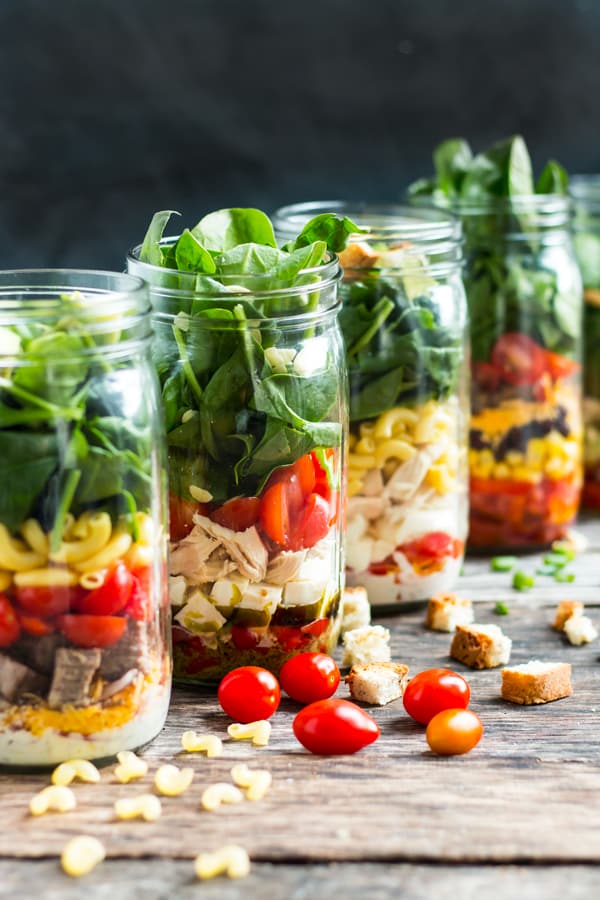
[175,589,226,633]
[169,575,188,609]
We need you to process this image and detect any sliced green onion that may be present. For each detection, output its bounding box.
[543,552,570,569]
[513,571,535,591]
[536,563,559,576]
[554,571,575,583]
[491,556,518,572]
[494,601,510,615]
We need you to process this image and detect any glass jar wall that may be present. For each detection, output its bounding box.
[571,176,600,509]
[128,249,347,683]
[0,271,170,766]
[274,203,469,608]
[458,197,583,549]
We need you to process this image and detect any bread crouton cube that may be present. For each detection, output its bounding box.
[552,600,584,632]
[345,662,409,706]
[501,660,572,704]
[425,592,474,633]
[450,623,511,669]
[564,614,598,646]
[341,586,371,633]
[341,626,391,668]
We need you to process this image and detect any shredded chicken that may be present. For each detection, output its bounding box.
[266,550,307,584]
[192,515,268,583]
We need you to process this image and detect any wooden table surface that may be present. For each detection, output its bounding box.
[2,519,600,900]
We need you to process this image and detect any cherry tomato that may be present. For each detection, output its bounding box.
[401,531,457,563]
[210,496,261,531]
[15,584,80,618]
[293,698,379,755]
[543,349,580,381]
[426,708,483,755]
[57,614,127,648]
[403,668,470,725]
[280,652,340,704]
[79,563,134,616]
[169,495,206,541]
[290,492,330,551]
[217,666,281,722]
[259,482,290,546]
[271,624,310,652]
[17,613,55,637]
[124,568,153,621]
[491,333,546,386]
[300,617,330,637]
[0,594,20,647]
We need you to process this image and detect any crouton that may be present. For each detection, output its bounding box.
[345,662,409,706]
[424,592,474,633]
[450,623,512,669]
[341,586,371,633]
[501,660,572,704]
[341,625,391,668]
[552,600,584,632]
[564,615,598,646]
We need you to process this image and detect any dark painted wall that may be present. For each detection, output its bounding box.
[0,0,598,268]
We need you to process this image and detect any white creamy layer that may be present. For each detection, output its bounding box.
[0,682,170,767]
[346,555,463,607]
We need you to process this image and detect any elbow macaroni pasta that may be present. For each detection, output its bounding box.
[201,783,244,812]
[114,794,162,822]
[61,836,106,878]
[194,845,250,880]
[29,785,77,816]
[114,751,148,783]
[154,764,194,796]
[227,720,271,746]
[51,759,101,786]
[230,764,272,800]
[181,731,223,757]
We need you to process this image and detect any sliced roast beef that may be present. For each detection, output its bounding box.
[99,620,151,680]
[11,633,67,676]
[0,653,49,703]
[47,648,101,709]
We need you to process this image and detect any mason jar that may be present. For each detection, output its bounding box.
[0,270,170,767]
[274,203,469,608]
[128,248,347,683]
[454,196,583,549]
[571,176,600,509]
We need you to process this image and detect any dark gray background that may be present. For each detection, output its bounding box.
[1,0,598,268]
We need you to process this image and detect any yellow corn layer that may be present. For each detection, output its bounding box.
[469,431,582,483]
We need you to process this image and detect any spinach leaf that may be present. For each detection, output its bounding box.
[433,138,473,195]
[0,431,59,531]
[536,160,568,194]
[192,208,277,252]
[140,209,180,265]
[174,229,217,274]
[285,213,366,253]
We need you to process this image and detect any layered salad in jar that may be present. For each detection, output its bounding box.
[0,278,170,766]
[410,137,583,549]
[131,208,350,681]
[326,208,468,607]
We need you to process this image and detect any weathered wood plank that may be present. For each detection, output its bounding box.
[1,860,600,900]
[1,598,598,864]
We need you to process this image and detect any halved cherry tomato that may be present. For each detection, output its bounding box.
[491,333,546,386]
[217,665,281,722]
[124,568,153,621]
[230,625,260,650]
[300,617,330,637]
[280,652,340,704]
[473,360,501,392]
[15,584,81,618]
[264,455,316,499]
[271,625,309,652]
[17,613,55,637]
[58,614,127,648]
[543,349,580,381]
[311,449,334,500]
[289,492,330,551]
[210,496,261,532]
[401,531,457,563]
[79,563,134,616]
[426,708,483,755]
[403,668,470,725]
[293,698,379,755]
[0,594,20,647]
[259,481,289,546]
[169,495,206,541]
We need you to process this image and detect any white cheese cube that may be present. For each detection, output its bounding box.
[169,575,188,609]
[281,580,320,608]
[175,589,226,633]
[238,583,282,616]
[210,576,249,612]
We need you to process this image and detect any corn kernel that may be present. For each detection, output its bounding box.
[201,783,244,812]
[227,720,271,746]
[493,463,510,479]
[505,450,525,467]
[347,477,365,497]
[181,731,223,757]
[194,845,250,880]
[512,466,542,484]
[30,785,77,816]
[61,836,106,878]
[114,794,162,822]
[154,764,194,797]
[52,759,100,786]
[114,751,148,783]
[425,465,454,495]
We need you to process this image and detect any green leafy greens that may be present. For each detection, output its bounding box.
[138,208,358,503]
[409,135,580,364]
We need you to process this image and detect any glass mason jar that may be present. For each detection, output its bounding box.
[0,271,170,767]
[571,176,600,509]
[274,203,469,608]
[128,248,347,683]
[454,196,583,550]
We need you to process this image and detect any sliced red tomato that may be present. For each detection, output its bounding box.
[79,563,134,616]
[259,481,290,546]
[400,531,458,564]
[300,617,331,637]
[264,455,316,500]
[543,349,580,381]
[289,492,330,551]
[0,594,20,647]
[311,449,334,499]
[15,584,82,618]
[169,495,207,541]
[271,624,310,652]
[210,496,261,532]
[17,613,55,637]
[491,333,546,386]
[124,567,153,621]
[58,614,127,648]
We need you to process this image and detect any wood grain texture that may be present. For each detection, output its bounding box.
[1,861,600,900]
[0,519,599,871]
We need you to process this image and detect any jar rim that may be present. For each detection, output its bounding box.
[432,193,571,219]
[570,175,600,216]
